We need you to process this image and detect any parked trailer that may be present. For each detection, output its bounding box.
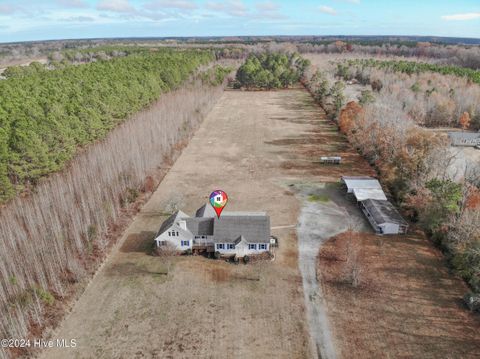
[320,156,341,164]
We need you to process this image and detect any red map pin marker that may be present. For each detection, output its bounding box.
[209,190,228,218]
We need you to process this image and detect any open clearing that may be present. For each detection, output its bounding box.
[318,231,480,358]
[40,88,341,359]
[38,88,480,359]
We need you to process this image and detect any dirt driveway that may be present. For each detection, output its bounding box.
[295,183,371,359]
[39,89,339,359]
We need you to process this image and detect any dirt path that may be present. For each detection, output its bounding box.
[295,183,370,359]
[38,89,330,359]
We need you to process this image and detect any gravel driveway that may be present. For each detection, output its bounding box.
[295,182,370,359]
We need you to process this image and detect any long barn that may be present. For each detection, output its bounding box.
[360,199,409,235]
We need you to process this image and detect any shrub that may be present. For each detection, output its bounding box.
[463,292,480,312]
[33,287,55,306]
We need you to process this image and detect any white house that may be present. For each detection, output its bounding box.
[154,204,271,258]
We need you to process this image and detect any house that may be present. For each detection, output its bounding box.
[448,132,480,147]
[360,199,409,234]
[341,176,387,202]
[154,204,271,258]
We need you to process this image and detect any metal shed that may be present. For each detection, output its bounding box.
[360,199,408,234]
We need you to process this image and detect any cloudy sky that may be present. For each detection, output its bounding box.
[0,0,479,43]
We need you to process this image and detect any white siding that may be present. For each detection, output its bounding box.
[379,223,400,235]
[154,224,194,250]
[214,242,270,257]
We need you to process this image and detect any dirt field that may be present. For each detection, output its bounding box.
[38,89,338,359]
[318,231,480,359]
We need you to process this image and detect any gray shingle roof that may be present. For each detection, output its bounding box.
[157,205,271,243]
[156,210,189,236]
[185,218,214,236]
[195,204,217,218]
[213,216,270,243]
[157,211,179,236]
[361,199,408,226]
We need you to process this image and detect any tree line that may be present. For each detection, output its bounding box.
[0,49,214,203]
[0,59,231,357]
[333,59,480,130]
[303,57,480,306]
[342,58,480,84]
[297,41,480,70]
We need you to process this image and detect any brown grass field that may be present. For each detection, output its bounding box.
[318,231,480,358]
[37,87,480,359]
[38,89,327,359]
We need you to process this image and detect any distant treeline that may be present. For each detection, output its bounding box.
[235,52,310,89]
[42,45,247,64]
[0,49,215,202]
[342,59,480,84]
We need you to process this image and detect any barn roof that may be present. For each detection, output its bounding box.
[213,216,270,243]
[361,199,408,226]
[342,176,382,191]
[353,188,387,201]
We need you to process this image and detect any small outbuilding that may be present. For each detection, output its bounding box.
[448,132,480,147]
[320,156,342,164]
[360,199,408,235]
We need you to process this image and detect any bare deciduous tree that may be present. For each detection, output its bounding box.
[0,78,227,357]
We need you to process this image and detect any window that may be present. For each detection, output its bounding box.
[227,243,235,250]
[217,243,224,250]
[171,231,175,237]
[168,232,171,237]
[259,244,267,250]
[176,231,179,236]
[181,240,190,247]
[159,240,166,246]
[248,244,256,250]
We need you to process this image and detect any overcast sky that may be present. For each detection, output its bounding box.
[0,0,479,43]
